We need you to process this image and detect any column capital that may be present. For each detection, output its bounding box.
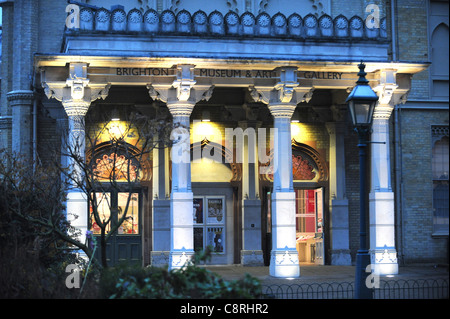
[373,69,411,119]
[147,65,214,117]
[249,66,314,109]
[6,90,35,105]
[250,70,313,118]
[41,62,111,117]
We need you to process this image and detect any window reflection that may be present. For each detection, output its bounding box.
[118,192,139,234]
[90,192,111,234]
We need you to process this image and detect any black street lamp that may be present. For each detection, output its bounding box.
[346,62,378,299]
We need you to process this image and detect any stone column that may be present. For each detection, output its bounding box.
[150,106,171,266]
[326,121,352,265]
[269,106,298,277]
[168,101,195,269]
[239,115,264,266]
[7,90,34,158]
[251,67,313,278]
[42,62,110,247]
[370,70,399,275]
[63,103,90,246]
[148,64,213,270]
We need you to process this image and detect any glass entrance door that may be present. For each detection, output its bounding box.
[295,188,325,265]
[89,190,142,266]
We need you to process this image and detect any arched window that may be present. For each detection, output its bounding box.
[431,24,449,78]
[432,127,449,236]
[87,141,151,182]
[430,21,449,98]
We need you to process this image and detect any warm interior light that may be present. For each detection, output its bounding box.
[291,122,301,140]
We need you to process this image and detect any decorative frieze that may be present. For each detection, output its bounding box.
[69,7,387,40]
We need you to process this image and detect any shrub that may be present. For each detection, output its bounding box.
[104,248,261,299]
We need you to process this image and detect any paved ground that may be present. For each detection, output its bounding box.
[202,263,449,285]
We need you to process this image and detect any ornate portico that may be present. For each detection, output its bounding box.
[29,3,429,277]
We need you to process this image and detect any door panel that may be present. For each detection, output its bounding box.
[294,187,325,264]
[91,190,142,266]
[314,188,324,265]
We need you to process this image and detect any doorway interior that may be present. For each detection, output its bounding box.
[262,187,325,266]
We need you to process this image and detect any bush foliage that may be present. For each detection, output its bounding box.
[102,248,262,299]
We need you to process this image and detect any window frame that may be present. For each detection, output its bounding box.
[431,125,449,237]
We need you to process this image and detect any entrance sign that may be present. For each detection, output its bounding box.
[116,68,171,76]
[106,67,350,81]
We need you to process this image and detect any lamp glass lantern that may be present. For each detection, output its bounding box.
[345,63,378,130]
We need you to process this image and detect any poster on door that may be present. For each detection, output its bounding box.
[193,197,204,224]
[206,197,224,225]
[206,227,225,253]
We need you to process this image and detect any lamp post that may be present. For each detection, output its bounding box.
[346,62,378,299]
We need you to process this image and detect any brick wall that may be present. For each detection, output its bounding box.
[38,0,67,53]
[396,0,431,99]
[400,109,449,263]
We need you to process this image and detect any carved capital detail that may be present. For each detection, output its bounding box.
[250,69,314,118]
[268,103,297,118]
[147,64,214,117]
[41,63,111,118]
[172,64,196,101]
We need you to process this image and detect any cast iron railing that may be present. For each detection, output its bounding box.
[260,278,449,299]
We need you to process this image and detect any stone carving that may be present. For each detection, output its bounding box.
[112,8,127,31]
[80,7,94,30]
[256,12,271,35]
[241,11,255,35]
[144,9,159,32]
[161,9,176,32]
[225,11,240,34]
[95,8,110,31]
[349,16,364,38]
[209,10,224,34]
[41,63,110,117]
[304,13,318,37]
[193,10,208,33]
[128,8,143,31]
[176,10,192,33]
[272,12,287,35]
[319,14,333,37]
[287,13,302,36]
[334,14,348,37]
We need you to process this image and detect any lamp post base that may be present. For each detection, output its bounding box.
[354,250,373,299]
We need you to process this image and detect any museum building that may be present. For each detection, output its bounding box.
[0,0,448,278]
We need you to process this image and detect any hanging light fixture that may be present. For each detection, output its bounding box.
[202,110,210,122]
[111,107,120,121]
